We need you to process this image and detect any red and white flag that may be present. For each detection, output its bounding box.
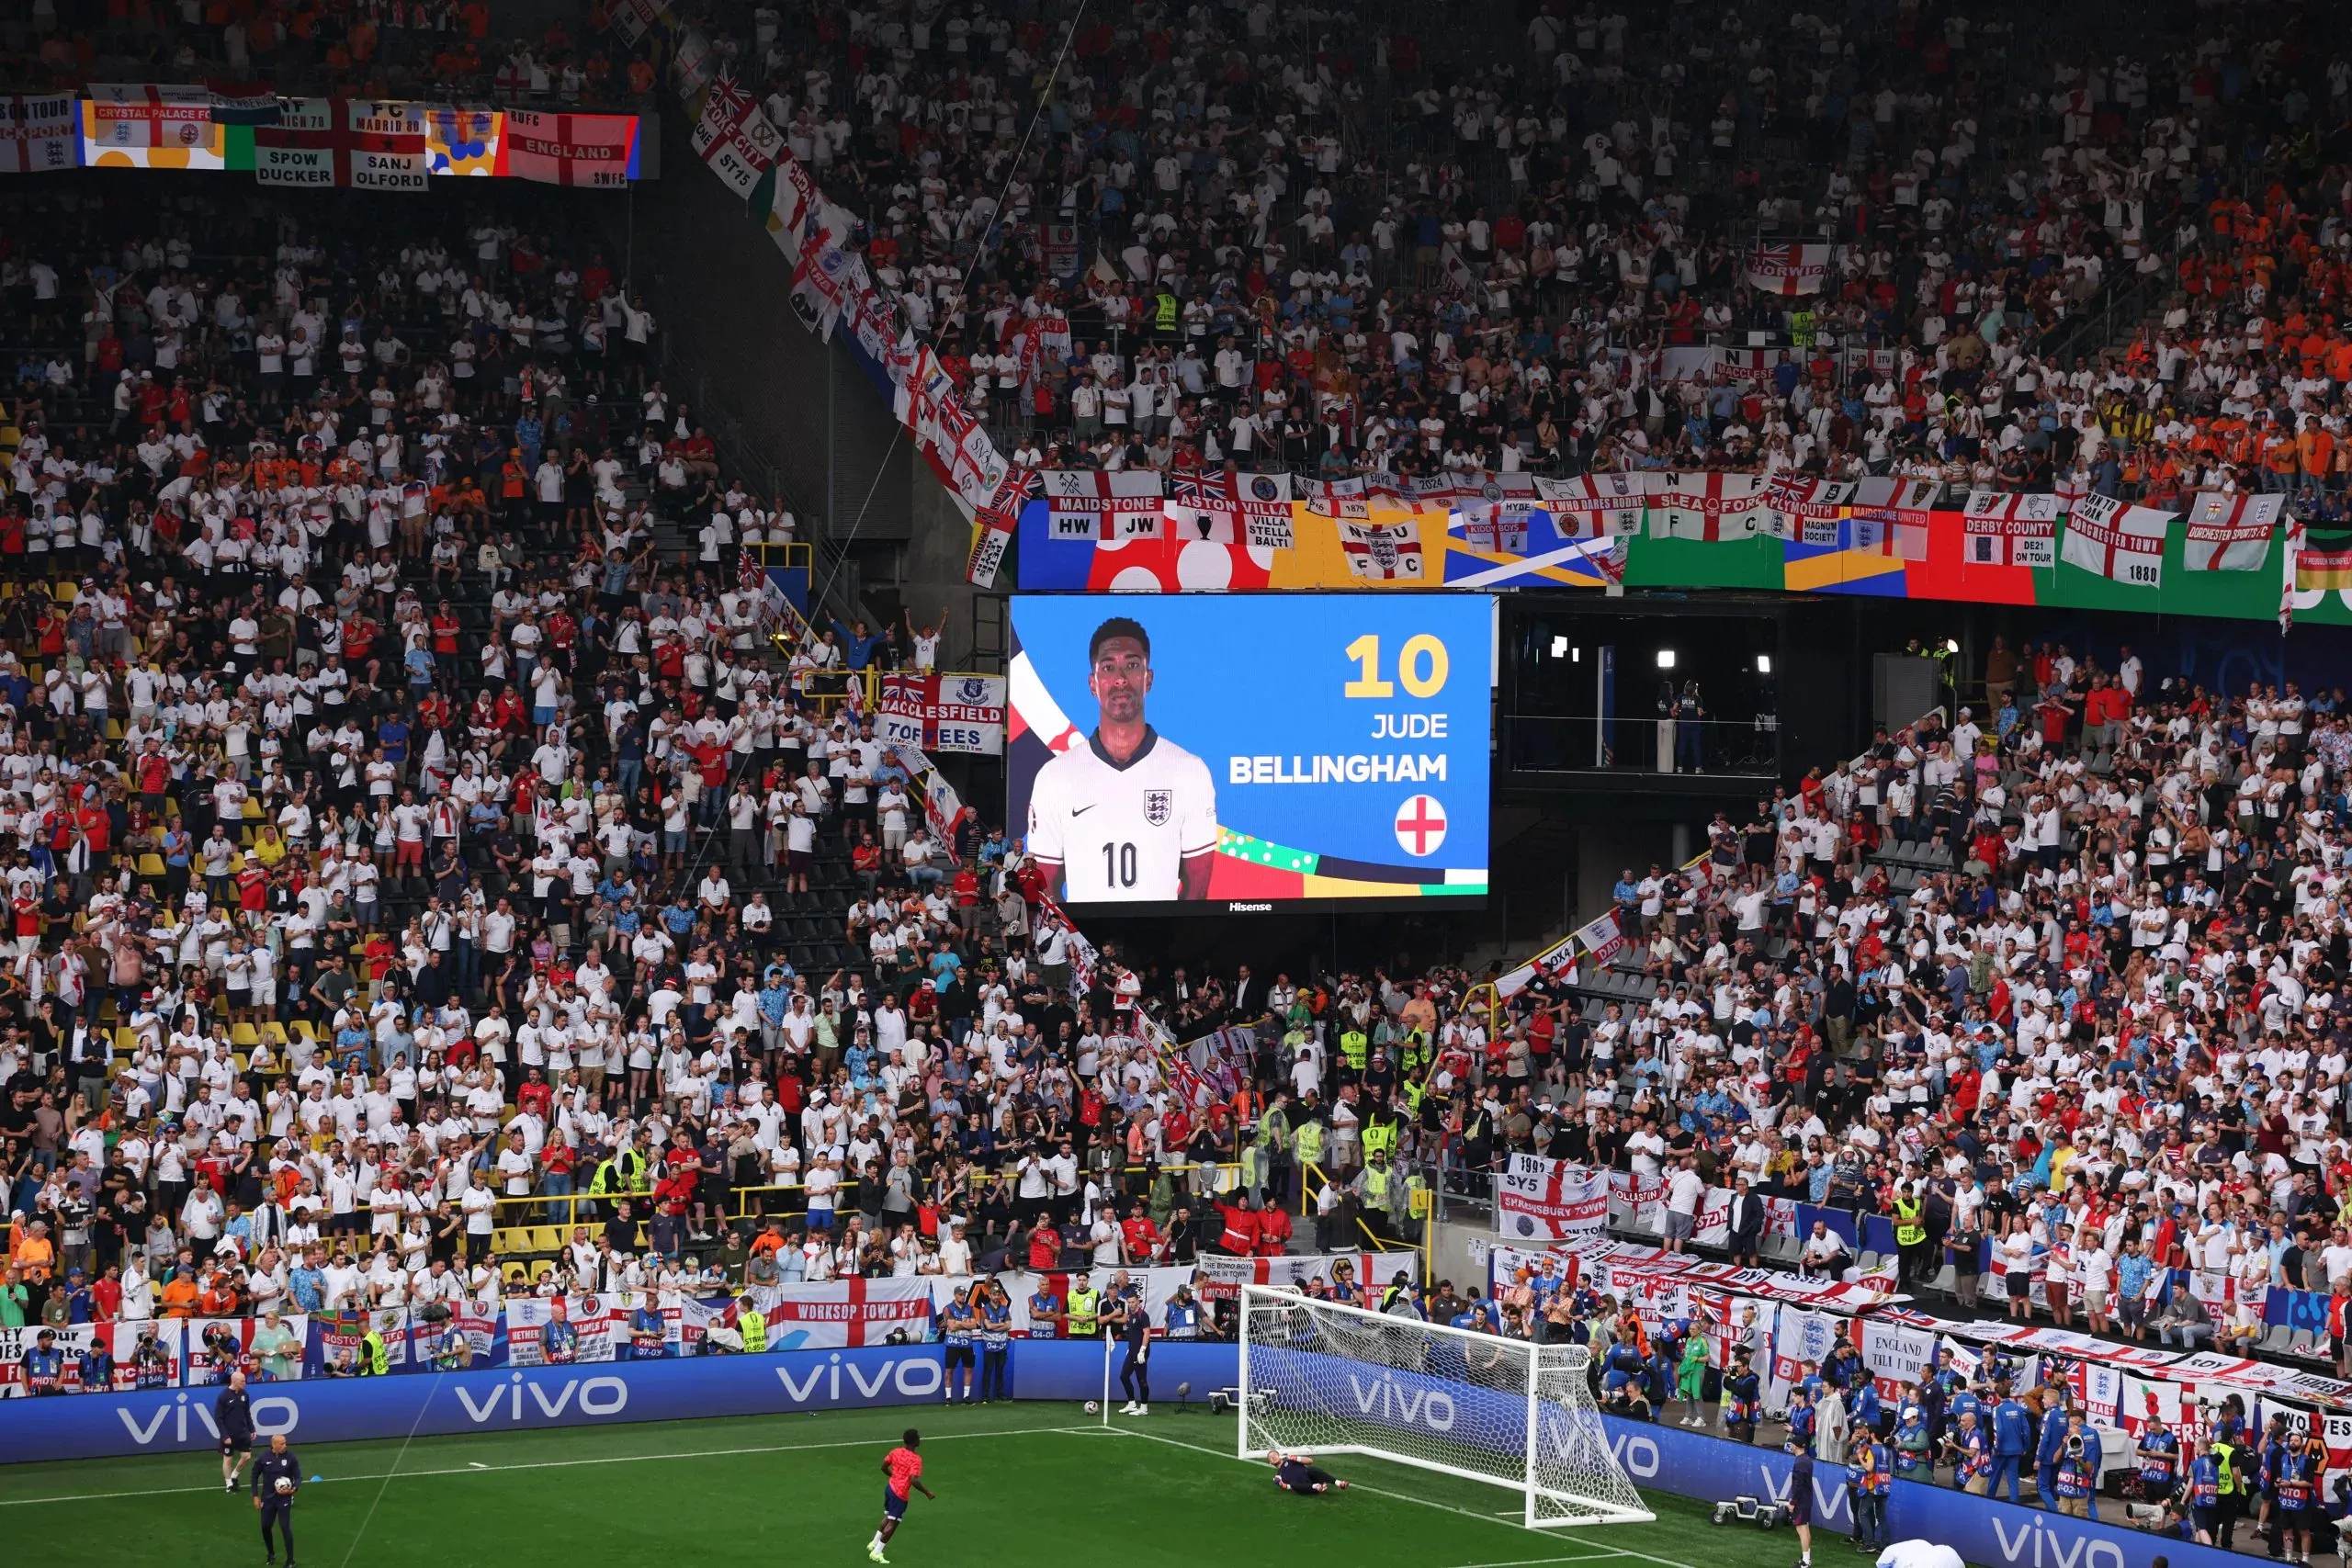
[1744,241,1833,296]
[1338,516,1427,580]
[1451,471,1540,552]
[2062,493,2172,588]
[752,1279,939,1349]
[1538,472,1648,540]
[1762,474,1856,547]
[1040,468,1163,542]
[1166,470,1293,549]
[503,109,640,187]
[343,100,431,190]
[0,95,76,174]
[2182,491,2282,571]
[1649,470,1770,542]
[1296,476,1379,519]
[85,84,215,150]
[1962,491,2062,567]
[964,468,1041,589]
[1497,1154,1611,1242]
[1573,908,1628,967]
[252,97,343,187]
[1848,475,1938,559]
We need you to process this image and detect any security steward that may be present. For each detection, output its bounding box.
[1892,1181,1928,1280]
[253,1431,303,1567]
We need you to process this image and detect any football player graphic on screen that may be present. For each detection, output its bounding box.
[1027,616,1217,902]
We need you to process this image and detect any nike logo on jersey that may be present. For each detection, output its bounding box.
[1070,805,1097,816]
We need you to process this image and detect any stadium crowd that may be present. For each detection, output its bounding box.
[4,1,2352,1554]
[645,0,2352,517]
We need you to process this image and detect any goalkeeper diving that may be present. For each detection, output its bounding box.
[1269,1451,1352,1495]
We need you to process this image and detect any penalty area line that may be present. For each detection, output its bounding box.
[0,1422,1060,1508]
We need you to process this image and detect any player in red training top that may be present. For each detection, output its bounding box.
[868,1428,935,1562]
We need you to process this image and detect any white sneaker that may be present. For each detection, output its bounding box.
[1135,1404,1148,1416]
[1118,1401,1138,1415]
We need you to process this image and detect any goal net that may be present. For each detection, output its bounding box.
[1237,1285,1653,1529]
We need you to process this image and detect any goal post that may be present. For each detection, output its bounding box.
[1237,1285,1654,1529]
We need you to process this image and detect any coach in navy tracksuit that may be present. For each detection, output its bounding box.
[252,1434,302,1567]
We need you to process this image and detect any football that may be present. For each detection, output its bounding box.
[1083,1401,1099,1416]
[276,1478,295,1495]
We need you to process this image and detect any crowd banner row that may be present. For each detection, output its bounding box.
[0,1254,1408,1397]
[0,88,640,184]
[1489,1230,2352,1483]
[0,1332,2270,1568]
[1009,475,2343,627]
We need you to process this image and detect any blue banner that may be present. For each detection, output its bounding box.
[0,1342,1242,1464]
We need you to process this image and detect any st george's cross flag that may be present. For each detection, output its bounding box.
[2182,491,2282,571]
[1649,470,1770,542]
[1848,476,1939,559]
[1537,472,1648,540]
[1040,469,1165,542]
[2062,493,2173,589]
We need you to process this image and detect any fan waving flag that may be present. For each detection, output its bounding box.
[2183,491,2282,571]
[1744,241,1833,296]
[1649,470,1769,542]
[1962,491,2062,567]
[2062,494,2173,589]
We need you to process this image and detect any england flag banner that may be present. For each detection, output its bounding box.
[2183,491,2282,571]
[2063,493,2172,588]
[1763,475,1856,547]
[1744,241,1834,296]
[1497,1154,1612,1241]
[749,1279,940,1349]
[0,95,78,173]
[1849,476,1938,559]
[1538,472,1648,539]
[1962,491,2062,567]
[1650,470,1769,542]
[1337,516,1427,580]
[1573,908,1628,968]
[505,1295,626,1365]
[1041,468,1164,541]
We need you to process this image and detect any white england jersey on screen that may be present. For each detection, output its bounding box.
[1027,728,1216,901]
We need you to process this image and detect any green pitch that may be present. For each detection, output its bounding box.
[0,1402,1824,1568]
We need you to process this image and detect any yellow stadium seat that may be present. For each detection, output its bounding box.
[231,1022,259,1047]
[243,796,263,819]
[114,1027,137,1054]
[503,1263,530,1284]
[290,1020,317,1040]
[136,853,165,878]
[261,1021,288,1045]
[51,581,74,603]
